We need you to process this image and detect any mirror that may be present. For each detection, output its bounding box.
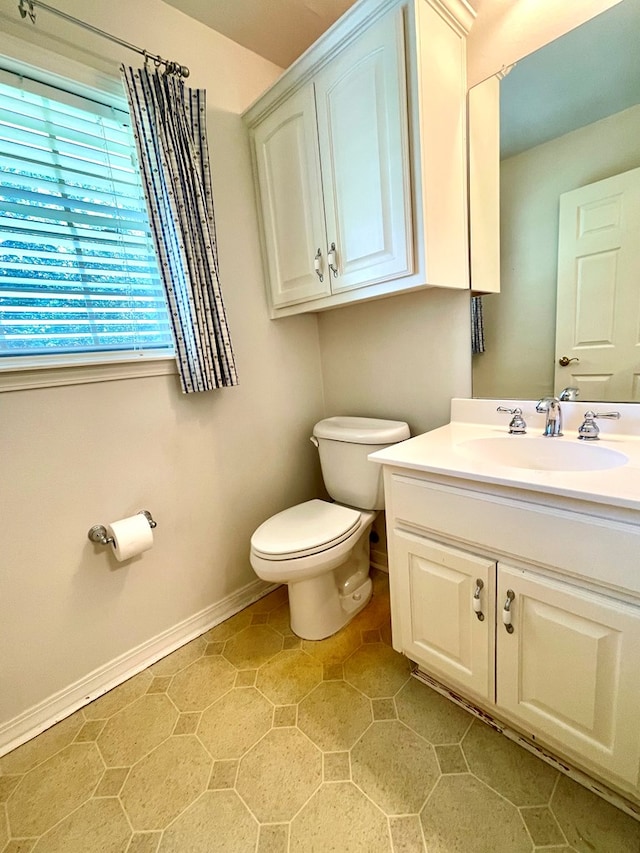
[472,0,640,403]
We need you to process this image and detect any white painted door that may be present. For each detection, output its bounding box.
[314,7,412,293]
[252,86,331,307]
[497,564,640,786]
[395,532,495,700]
[555,167,640,401]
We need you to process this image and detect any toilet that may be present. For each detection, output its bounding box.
[250,416,410,640]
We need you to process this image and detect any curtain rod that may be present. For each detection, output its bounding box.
[18,0,190,78]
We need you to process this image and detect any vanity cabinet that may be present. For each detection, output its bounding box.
[384,470,640,800]
[243,0,473,318]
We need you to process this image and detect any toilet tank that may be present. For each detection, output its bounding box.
[312,416,410,510]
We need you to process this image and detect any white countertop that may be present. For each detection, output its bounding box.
[369,398,640,513]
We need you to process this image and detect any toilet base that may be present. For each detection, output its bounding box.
[287,521,374,640]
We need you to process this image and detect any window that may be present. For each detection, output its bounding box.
[0,67,173,371]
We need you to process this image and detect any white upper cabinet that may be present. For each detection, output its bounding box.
[244,0,473,317]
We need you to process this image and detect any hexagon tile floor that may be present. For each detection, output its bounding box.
[1,572,639,853]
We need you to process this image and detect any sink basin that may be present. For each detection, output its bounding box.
[456,436,628,472]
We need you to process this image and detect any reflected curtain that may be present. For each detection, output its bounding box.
[471,296,485,354]
[121,66,238,393]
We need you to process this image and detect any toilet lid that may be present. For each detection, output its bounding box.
[251,499,361,560]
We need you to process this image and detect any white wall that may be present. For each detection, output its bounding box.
[0,0,326,747]
[318,289,472,437]
[473,105,640,400]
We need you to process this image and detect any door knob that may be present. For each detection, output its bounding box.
[558,356,579,367]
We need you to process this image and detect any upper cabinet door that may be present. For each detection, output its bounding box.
[252,86,331,307]
[314,8,412,293]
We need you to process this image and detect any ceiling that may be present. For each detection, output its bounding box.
[161,0,359,68]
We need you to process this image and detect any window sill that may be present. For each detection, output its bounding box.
[0,353,177,393]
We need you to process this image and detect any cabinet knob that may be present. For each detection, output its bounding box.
[473,578,485,621]
[328,242,339,278]
[502,589,515,633]
[314,248,324,282]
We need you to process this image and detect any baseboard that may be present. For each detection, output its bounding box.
[0,578,278,758]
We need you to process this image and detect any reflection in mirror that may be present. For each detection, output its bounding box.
[472,0,640,403]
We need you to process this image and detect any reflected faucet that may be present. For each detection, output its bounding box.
[536,397,563,437]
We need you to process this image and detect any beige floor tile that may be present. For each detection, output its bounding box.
[97,694,177,767]
[389,815,426,853]
[520,805,566,846]
[282,635,301,650]
[148,638,207,678]
[158,790,258,853]
[84,671,154,720]
[395,678,471,744]
[273,705,297,727]
[550,775,640,853]
[31,797,130,853]
[223,625,283,669]
[251,612,269,624]
[256,649,323,705]
[0,775,21,802]
[74,720,106,742]
[8,743,104,837]
[290,782,391,853]
[0,713,85,775]
[94,767,129,797]
[248,587,288,613]
[420,774,532,853]
[172,712,200,735]
[298,680,371,751]
[351,720,439,815]
[344,643,411,698]
[146,676,172,693]
[167,655,236,712]
[434,744,467,774]
[120,735,211,830]
[4,840,37,853]
[350,589,392,634]
[462,721,557,806]
[323,662,343,680]
[301,621,363,666]
[267,603,294,637]
[372,697,396,720]
[257,823,288,853]
[323,751,350,781]
[0,806,8,850]
[204,640,225,655]
[204,611,253,643]
[208,759,238,789]
[126,832,161,853]
[235,669,257,688]
[236,728,321,823]
[197,687,273,759]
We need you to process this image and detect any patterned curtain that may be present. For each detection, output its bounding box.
[471,296,485,355]
[121,67,238,393]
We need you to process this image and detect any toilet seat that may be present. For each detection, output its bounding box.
[250,499,361,560]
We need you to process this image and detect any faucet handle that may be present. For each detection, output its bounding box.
[577,410,621,441]
[497,406,527,435]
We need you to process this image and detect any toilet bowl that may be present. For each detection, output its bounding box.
[251,500,376,640]
[249,416,410,641]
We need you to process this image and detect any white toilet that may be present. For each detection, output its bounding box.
[250,416,410,640]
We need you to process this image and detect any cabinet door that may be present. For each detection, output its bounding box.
[314,7,412,293]
[497,564,640,786]
[394,532,495,700]
[252,86,330,307]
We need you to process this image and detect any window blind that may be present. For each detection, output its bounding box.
[0,69,173,361]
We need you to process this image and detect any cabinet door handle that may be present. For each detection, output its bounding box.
[314,248,324,282]
[473,578,484,621]
[502,589,515,633]
[328,242,339,278]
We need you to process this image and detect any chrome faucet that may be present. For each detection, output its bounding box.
[536,397,563,437]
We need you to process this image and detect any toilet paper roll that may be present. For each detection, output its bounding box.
[106,514,154,561]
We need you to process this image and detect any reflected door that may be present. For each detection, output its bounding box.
[555,166,640,401]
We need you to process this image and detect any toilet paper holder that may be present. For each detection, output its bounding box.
[88,510,157,546]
